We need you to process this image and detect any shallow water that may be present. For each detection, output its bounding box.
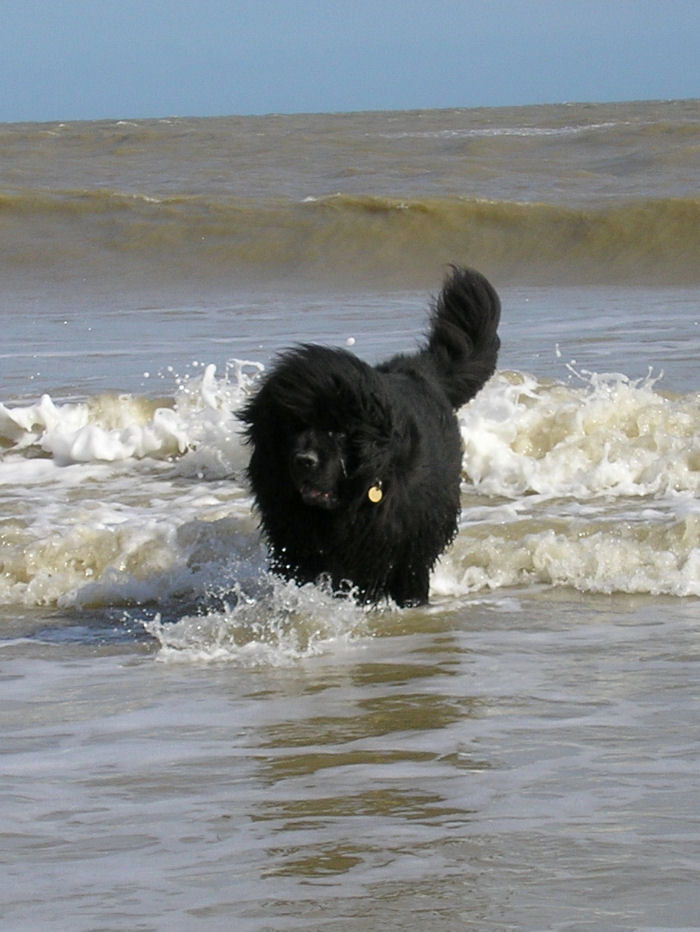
[3,590,700,930]
[2,282,698,930]
[1,101,699,929]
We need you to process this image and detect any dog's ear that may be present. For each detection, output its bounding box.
[348,404,419,486]
[356,391,418,472]
[391,416,421,472]
[240,381,293,445]
[266,369,319,425]
[342,385,394,451]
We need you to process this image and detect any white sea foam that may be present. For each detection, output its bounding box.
[0,361,263,610]
[142,576,370,666]
[433,498,700,599]
[0,359,262,471]
[377,121,622,141]
[459,369,700,499]
[1,361,698,624]
[445,368,700,598]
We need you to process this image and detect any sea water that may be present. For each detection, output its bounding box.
[1,101,699,930]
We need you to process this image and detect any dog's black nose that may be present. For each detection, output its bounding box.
[294,449,320,471]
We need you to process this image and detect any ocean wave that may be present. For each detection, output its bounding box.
[459,368,700,499]
[3,187,699,284]
[0,359,261,470]
[435,505,700,599]
[1,362,698,620]
[375,120,625,140]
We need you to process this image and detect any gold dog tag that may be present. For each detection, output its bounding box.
[368,484,383,504]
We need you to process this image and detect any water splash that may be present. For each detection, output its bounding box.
[141,575,371,666]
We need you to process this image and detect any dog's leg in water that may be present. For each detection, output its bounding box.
[387,564,430,608]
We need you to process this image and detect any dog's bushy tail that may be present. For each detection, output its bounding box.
[426,266,501,409]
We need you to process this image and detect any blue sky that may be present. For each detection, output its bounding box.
[1,0,698,123]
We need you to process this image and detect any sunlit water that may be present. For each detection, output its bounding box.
[2,283,698,930]
[1,102,699,929]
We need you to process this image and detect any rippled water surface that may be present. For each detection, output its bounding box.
[3,589,699,930]
[2,100,699,929]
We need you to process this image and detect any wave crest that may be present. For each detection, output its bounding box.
[1,363,698,614]
[4,188,699,285]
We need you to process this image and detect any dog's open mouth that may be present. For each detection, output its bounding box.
[299,484,339,509]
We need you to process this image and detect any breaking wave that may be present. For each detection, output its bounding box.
[1,360,698,658]
[4,188,699,285]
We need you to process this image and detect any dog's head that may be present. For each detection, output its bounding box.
[289,427,348,510]
[241,344,415,515]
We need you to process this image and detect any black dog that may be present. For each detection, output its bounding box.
[240,267,501,606]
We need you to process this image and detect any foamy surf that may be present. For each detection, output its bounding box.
[141,576,371,666]
[446,367,700,598]
[460,368,699,499]
[4,104,699,930]
[1,359,698,635]
[0,359,262,472]
[434,499,700,599]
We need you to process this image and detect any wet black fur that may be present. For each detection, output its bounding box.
[240,267,501,606]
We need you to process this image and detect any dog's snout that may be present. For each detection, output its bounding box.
[294,449,320,471]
